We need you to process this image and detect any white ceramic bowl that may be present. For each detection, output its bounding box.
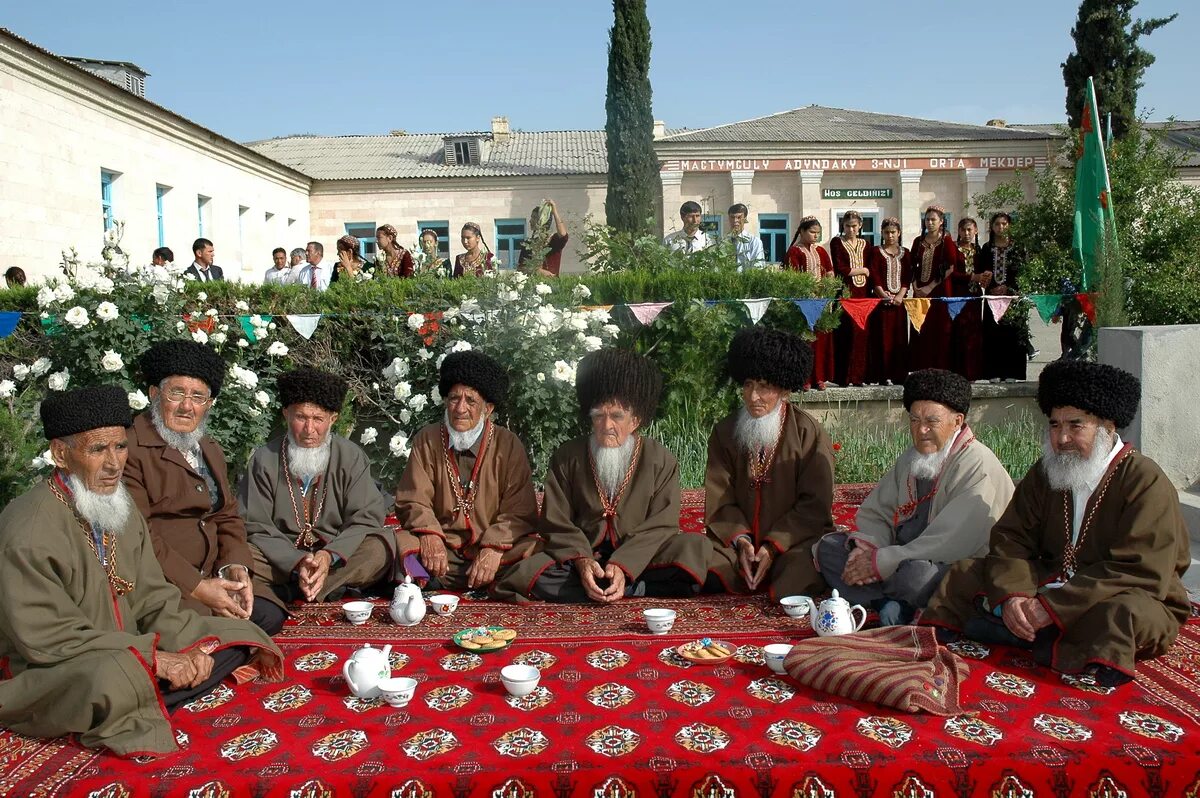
[343,600,373,625]
[643,608,677,635]
[780,595,811,619]
[763,643,793,674]
[429,594,460,617]
[500,664,541,697]
[378,676,417,707]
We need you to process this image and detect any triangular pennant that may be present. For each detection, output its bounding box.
[0,312,20,338]
[287,314,323,340]
[741,298,771,324]
[628,302,672,325]
[903,298,931,332]
[1029,294,1064,325]
[237,314,272,343]
[1077,293,1097,324]
[792,299,830,330]
[942,297,970,321]
[839,298,880,330]
[985,296,1016,322]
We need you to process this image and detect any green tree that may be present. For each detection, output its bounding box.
[1062,0,1176,139]
[604,0,658,236]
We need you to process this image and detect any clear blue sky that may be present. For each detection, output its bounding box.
[6,0,1196,142]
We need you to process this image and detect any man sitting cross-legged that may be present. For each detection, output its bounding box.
[815,369,1014,624]
[920,360,1191,687]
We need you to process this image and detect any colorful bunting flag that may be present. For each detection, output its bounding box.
[0,312,20,338]
[903,298,931,332]
[628,302,672,325]
[985,296,1016,323]
[1073,76,1118,291]
[792,299,830,330]
[741,298,771,324]
[942,297,971,321]
[839,298,880,330]
[237,315,273,343]
[1029,294,1064,325]
[287,314,323,340]
[1077,293,1097,324]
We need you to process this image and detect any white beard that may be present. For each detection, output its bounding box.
[734,403,783,454]
[1041,426,1114,494]
[67,473,133,532]
[591,434,636,497]
[909,431,958,481]
[445,410,485,452]
[288,433,332,482]
[151,399,207,454]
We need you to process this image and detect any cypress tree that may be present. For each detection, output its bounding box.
[1062,0,1175,139]
[604,0,657,236]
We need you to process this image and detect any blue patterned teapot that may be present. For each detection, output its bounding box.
[809,590,867,636]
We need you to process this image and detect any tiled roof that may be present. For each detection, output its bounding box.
[245,131,609,180]
[1011,120,1200,167]
[660,105,1057,144]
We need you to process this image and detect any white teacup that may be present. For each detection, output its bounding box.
[378,676,417,707]
[643,608,677,635]
[500,664,541,697]
[429,594,460,617]
[763,643,792,674]
[343,600,373,625]
[780,595,811,619]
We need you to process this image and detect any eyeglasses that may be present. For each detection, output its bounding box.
[163,389,212,406]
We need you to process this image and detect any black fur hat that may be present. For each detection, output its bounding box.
[727,326,813,391]
[140,339,226,397]
[439,350,509,409]
[903,369,972,416]
[277,368,348,413]
[1037,360,1140,428]
[41,384,132,440]
[575,348,663,423]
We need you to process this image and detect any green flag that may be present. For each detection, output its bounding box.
[1029,294,1064,325]
[1072,76,1117,291]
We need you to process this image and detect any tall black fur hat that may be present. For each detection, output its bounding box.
[727,326,813,391]
[1037,360,1140,428]
[277,368,348,413]
[903,369,972,415]
[140,339,226,397]
[439,350,509,409]
[575,348,663,423]
[41,384,132,440]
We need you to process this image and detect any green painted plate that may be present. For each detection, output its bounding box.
[452,626,516,653]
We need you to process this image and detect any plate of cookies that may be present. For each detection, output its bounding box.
[453,626,518,652]
[677,638,734,664]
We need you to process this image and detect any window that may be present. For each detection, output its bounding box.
[238,205,250,265]
[345,222,377,260]
[265,211,274,223]
[835,211,881,246]
[444,137,480,166]
[417,220,450,257]
[197,195,211,237]
[101,170,116,231]
[494,219,526,270]
[155,184,169,246]
[758,214,789,264]
[701,214,722,238]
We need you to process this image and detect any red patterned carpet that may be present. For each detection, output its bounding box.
[3,487,1200,797]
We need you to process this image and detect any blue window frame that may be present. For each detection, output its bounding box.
[197,195,210,237]
[345,222,377,260]
[155,185,167,246]
[417,220,450,257]
[101,170,115,231]
[758,214,789,263]
[836,211,881,246]
[494,219,526,270]
[701,214,722,238]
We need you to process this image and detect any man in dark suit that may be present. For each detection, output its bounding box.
[184,238,224,282]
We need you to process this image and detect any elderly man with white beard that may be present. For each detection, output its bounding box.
[921,361,1191,687]
[241,369,396,611]
[815,369,1014,624]
[505,348,709,603]
[0,385,283,756]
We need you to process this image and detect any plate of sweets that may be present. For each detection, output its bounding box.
[453,626,518,652]
[677,638,734,665]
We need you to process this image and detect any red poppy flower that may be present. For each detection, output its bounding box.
[832,442,842,452]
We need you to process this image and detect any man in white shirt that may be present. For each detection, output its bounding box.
[664,201,714,254]
[289,247,306,270]
[727,204,764,271]
[263,248,293,285]
[297,241,330,291]
[184,238,224,282]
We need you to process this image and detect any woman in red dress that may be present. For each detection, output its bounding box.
[829,210,875,385]
[979,212,1028,381]
[452,222,495,278]
[375,224,415,278]
[785,216,835,390]
[867,217,912,385]
[949,217,985,381]
[908,205,958,371]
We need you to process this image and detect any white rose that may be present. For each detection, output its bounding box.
[567,314,588,331]
[191,329,209,344]
[536,372,546,382]
[248,406,261,417]
[176,321,187,332]
[435,353,447,368]
[267,322,276,330]
[100,349,124,372]
[503,289,520,302]
[393,381,412,401]
[0,380,15,399]
[582,335,603,351]
[267,341,289,357]
[399,409,412,424]
[590,308,611,323]
[235,300,250,312]
[94,276,114,295]
[407,313,425,331]
[219,324,229,332]
[360,427,378,445]
[603,324,620,338]
[32,449,55,470]
[95,301,119,322]
[209,332,227,345]
[510,271,528,286]
[417,348,433,361]
[63,306,89,329]
[535,307,558,332]
[448,340,472,354]
[237,338,250,348]
[13,364,29,381]
[573,284,592,300]
[231,365,259,389]
[30,358,51,377]
[535,283,552,296]
[552,360,572,382]
[152,284,170,304]
[36,286,57,308]
[205,308,219,317]
[250,315,266,327]
[128,389,149,410]
[383,357,409,382]
[429,387,441,406]
[197,291,208,302]
[389,433,411,458]
[53,285,75,303]
[47,369,70,391]
[409,394,428,412]
[255,390,270,407]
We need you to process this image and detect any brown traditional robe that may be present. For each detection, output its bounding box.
[124,412,252,613]
[0,481,280,756]
[704,403,835,599]
[921,448,1191,675]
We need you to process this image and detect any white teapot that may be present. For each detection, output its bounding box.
[807,590,868,637]
[342,643,392,698]
[390,576,427,626]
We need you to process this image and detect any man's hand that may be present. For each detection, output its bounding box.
[600,563,627,603]
[156,649,215,690]
[747,545,774,591]
[840,540,879,586]
[296,550,333,602]
[574,558,607,603]
[418,535,449,578]
[191,576,251,620]
[1001,596,1052,642]
[466,548,502,589]
[735,537,757,587]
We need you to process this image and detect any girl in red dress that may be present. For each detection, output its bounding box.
[785,216,835,389]
[908,205,958,371]
[829,210,875,385]
[979,212,1028,381]
[949,217,985,381]
[867,217,912,385]
[452,222,495,278]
